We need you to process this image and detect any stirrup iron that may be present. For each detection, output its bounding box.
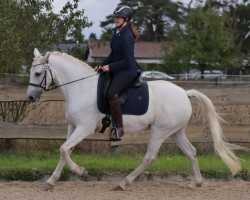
[110,127,121,141]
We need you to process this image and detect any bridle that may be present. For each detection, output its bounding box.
[29,54,99,92]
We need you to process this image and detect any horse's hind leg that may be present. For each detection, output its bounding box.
[117,126,165,190]
[44,124,75,190]
[170,127,203,187]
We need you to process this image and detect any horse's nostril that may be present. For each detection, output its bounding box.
[29,96,35,102]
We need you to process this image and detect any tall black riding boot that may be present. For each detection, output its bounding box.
[109,94,124,141]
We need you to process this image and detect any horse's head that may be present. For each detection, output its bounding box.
[27,48,53,102]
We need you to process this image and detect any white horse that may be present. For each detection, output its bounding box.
[27,48,242,190]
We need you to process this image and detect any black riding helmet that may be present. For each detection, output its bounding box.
[113,5,133,21]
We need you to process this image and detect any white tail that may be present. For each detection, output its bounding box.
[186,89,241,175]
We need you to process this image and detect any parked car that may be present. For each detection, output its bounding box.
[142,70,175,80]
[203,70,226,79]
[188,68,201,79]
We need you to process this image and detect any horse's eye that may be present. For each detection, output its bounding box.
[35,72,41,76]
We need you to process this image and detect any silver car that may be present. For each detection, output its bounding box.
[142,70,175,80]
[203,70,226,79]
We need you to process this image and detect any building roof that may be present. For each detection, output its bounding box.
[51,44,86,53]
[88,40,164,59]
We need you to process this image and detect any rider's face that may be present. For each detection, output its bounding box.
[115,16,125,27]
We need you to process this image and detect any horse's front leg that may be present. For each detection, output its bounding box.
[44,124,75,190]
[60,125,92,176]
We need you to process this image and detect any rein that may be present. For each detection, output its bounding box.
[46,73,99,91]
[29,55,99,92]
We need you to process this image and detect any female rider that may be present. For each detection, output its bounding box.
[95,5,140,141]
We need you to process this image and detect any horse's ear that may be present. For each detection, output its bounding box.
[34,48,41,58]
[42,52,50,63]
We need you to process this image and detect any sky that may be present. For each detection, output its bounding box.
[52,0,120,39]
[51,0,205,39]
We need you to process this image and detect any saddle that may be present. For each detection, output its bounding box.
[103,70,143,107]
[97,71,149,116]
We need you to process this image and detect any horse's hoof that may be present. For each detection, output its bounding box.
[113,184,125,191]
[80,167,88,177]
[187,181,203,189]
[196,181,203,187]
[43,182,54,191]
[187,183,196,190]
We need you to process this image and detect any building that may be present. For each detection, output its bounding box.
[85,40,165,68]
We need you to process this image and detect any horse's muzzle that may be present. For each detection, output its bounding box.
[27,95,36,102]
[26,87,42,102]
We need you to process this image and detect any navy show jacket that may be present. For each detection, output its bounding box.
[100,24,138,76]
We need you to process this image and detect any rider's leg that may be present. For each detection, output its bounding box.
[109,94,124,140]
[107,74,135,141]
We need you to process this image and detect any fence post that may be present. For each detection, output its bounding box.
[110,145,119,155]
[216,76,221,85]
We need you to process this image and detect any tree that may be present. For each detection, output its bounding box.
[89,33,97,40]
[100,14,115,41]
[0,0,93,74]
[163,7,242,74]
[0,0,24,74]
[228,2,250,54]
[187,0,250,55]
[100,0,186,41]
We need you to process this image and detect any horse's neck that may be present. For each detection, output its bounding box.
[50,54,97,100]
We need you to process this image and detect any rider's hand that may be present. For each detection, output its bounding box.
[94,66,101,71]
[102,65,109,72]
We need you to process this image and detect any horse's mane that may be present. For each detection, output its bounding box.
[49,51,94,71]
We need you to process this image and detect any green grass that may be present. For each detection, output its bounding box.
[0,153,249,181]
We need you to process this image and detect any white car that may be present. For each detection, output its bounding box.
[142,70,175,80]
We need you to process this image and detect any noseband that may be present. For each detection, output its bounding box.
[29,54,99,92]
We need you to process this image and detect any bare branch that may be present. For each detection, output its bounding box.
[188,0,193,9]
